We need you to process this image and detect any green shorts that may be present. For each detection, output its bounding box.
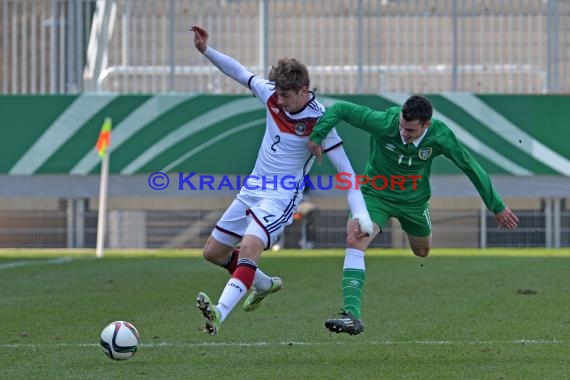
[364,193,432,237]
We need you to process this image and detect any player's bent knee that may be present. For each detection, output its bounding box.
[412,248,430,257]
[202,237,228,264]
[202,247,217,263]
[346,235,359,249]
[346,235,369,251]
[346,234,358,248]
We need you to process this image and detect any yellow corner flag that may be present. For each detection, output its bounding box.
[96,118,112,158]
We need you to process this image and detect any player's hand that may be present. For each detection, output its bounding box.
[353,213,373,237]
[495,207,519,230]
[308,140,323,165]
[189,25,208,53]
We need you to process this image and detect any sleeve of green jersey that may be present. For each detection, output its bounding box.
[440,128,506,214]
[310,101,387,145]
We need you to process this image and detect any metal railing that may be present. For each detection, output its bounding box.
[0,200,567,249]
[1,0,568,94]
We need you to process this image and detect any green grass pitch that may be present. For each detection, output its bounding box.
[1,248,569,379]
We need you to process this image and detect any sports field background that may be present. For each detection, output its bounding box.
[1,248,569,379]
[1,1,569,378]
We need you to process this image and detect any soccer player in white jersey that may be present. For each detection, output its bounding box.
[190,25,373,336]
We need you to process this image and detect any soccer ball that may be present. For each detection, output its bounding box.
[100,321,140,360]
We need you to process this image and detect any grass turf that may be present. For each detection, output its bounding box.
[1,248,569,379]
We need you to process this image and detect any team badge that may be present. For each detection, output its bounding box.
[418,147,432,160]
[295,122,307,135]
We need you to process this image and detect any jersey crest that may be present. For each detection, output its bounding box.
[418,147,433,160]
[294,122,307,135]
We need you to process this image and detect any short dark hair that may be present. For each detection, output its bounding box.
[402,95,433,124]
[268,58,310,92]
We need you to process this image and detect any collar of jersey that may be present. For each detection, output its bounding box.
[400,126,429,147]
[288,91,316,115]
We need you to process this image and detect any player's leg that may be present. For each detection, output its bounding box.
[197,199,276,334]
[398,203,432,257]
[206,224,280,329]
[213,233,265,319]
[343,218,381,318]
[241,198,293,311]
[203,198,246,273]
[326,195,387,335]
[197,199,289,334]
[197,232,267,336]
[202,235,238,272]
[204,235,276,277]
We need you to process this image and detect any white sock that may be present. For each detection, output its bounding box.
[217,278,247,322]
[252,268,272,292]
[344,248,365,270]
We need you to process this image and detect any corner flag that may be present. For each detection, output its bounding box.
[96,117,112,158]
[96,117,112,258]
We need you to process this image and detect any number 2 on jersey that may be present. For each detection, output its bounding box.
[271,135,281,152]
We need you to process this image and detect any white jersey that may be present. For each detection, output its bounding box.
[240,75,342,200]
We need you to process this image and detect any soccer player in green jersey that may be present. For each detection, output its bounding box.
[308,95,519,335]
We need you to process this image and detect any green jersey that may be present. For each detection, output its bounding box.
[311,102,506,213]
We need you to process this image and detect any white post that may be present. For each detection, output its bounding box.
[257,0,268,77]
[553,197,561,249]
[96,152,110,257]
[544,198,553,249]
[480,201,487,249]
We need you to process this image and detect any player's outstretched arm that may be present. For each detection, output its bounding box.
[189,25,253,87]
[310,102,382,148]
[495,206,519,230]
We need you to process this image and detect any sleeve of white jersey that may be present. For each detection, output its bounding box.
[325,145,374,236]
[320,127,343,152]
[203,47,253,88]
[203,47,274,104]
[248,76,274,104]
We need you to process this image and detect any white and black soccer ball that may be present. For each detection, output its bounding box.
[100,321,140,361]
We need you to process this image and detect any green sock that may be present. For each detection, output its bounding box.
[342,268,365,319]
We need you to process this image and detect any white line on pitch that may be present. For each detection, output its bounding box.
[0,339,566,349]
[0,257,73,270]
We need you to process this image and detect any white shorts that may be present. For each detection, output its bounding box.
[211,193,301,250]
